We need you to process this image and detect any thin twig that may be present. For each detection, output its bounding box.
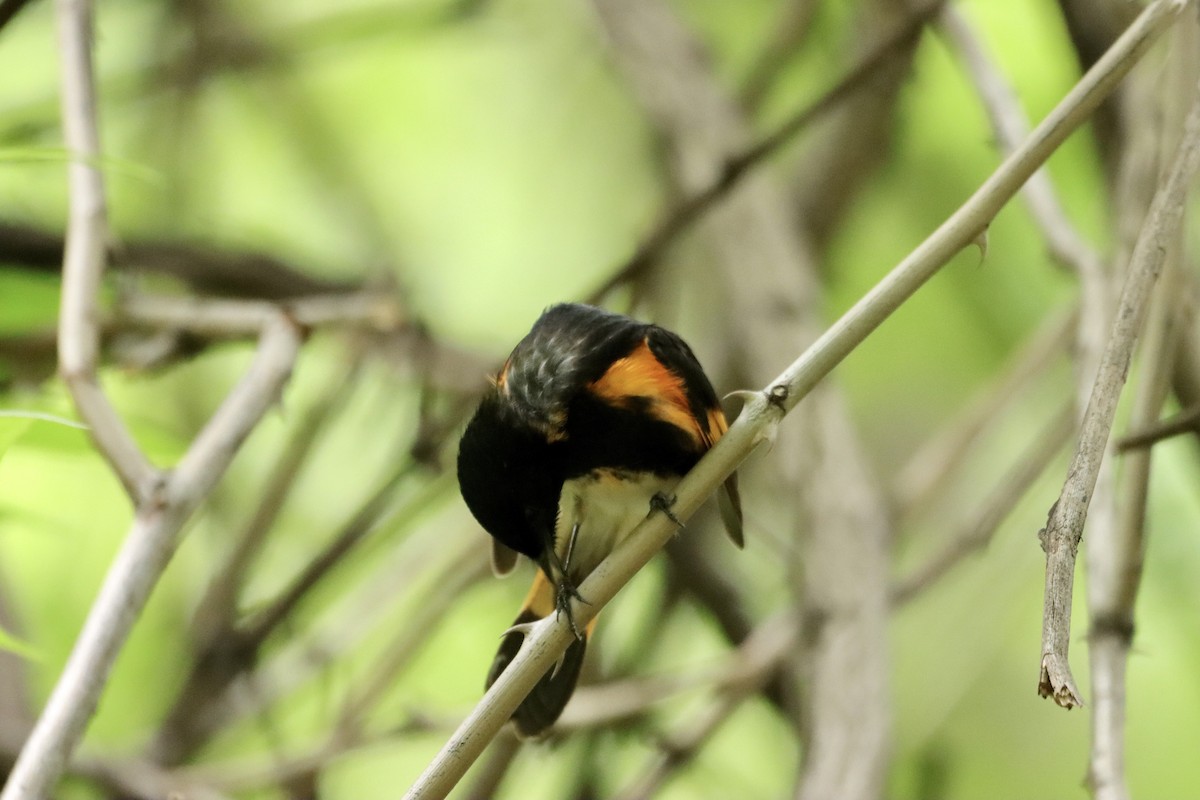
[585,0,945,303]
[1115,400,1200,449]
[1086,23,1197,796]
[401,5,1181,791]
[117,291,405,336]
[54,0,157,501]
[1037,65,1200,709]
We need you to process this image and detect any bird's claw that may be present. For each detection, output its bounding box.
[650,491,684,530]
[554,577,588,642]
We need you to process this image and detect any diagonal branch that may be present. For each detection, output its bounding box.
[400,4,1182,791]
[1037,64,1200,710]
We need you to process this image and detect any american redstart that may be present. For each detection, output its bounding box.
[457,303,742,737]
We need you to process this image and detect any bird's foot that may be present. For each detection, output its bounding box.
[650,491,684,530]
[554,577,589,642]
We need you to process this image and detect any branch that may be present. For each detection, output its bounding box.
[1115,400,1200,449]
[54,0,157,501]
[0,220,364,300]
[1,317,301,800]
[1037,63,1200,709]
[116,291,404,335]
[1086,21,1198,797]
[401,4,1179,789]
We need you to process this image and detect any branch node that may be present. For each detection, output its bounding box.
[767,384,789,409]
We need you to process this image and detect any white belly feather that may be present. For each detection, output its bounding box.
[554,469,679,582]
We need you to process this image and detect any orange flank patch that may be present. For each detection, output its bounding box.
[589,339,714,448]
[704,407,728,447]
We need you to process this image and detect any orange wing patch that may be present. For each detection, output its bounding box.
[589,339,709,447]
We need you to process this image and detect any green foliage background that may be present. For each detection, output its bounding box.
[0,1,1198,798]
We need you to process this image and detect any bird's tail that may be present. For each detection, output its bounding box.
[486,570,591,738]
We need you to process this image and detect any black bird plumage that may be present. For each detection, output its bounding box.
[457,303,742,737]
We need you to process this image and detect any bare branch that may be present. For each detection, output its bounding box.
[0,220,365,300]
[54,0,157,501]
[1038,63,1200,709]
[117,291,404,336]
[1,317,301,800]
[0,724,233,800]
[1086,21,1198,797]
[400,5,1182,789]
[1115,400,1200,449]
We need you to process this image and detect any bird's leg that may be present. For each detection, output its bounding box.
[650,491,685,530]
[540,523,587,641]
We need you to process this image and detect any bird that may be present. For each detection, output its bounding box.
[456,302,743,738]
